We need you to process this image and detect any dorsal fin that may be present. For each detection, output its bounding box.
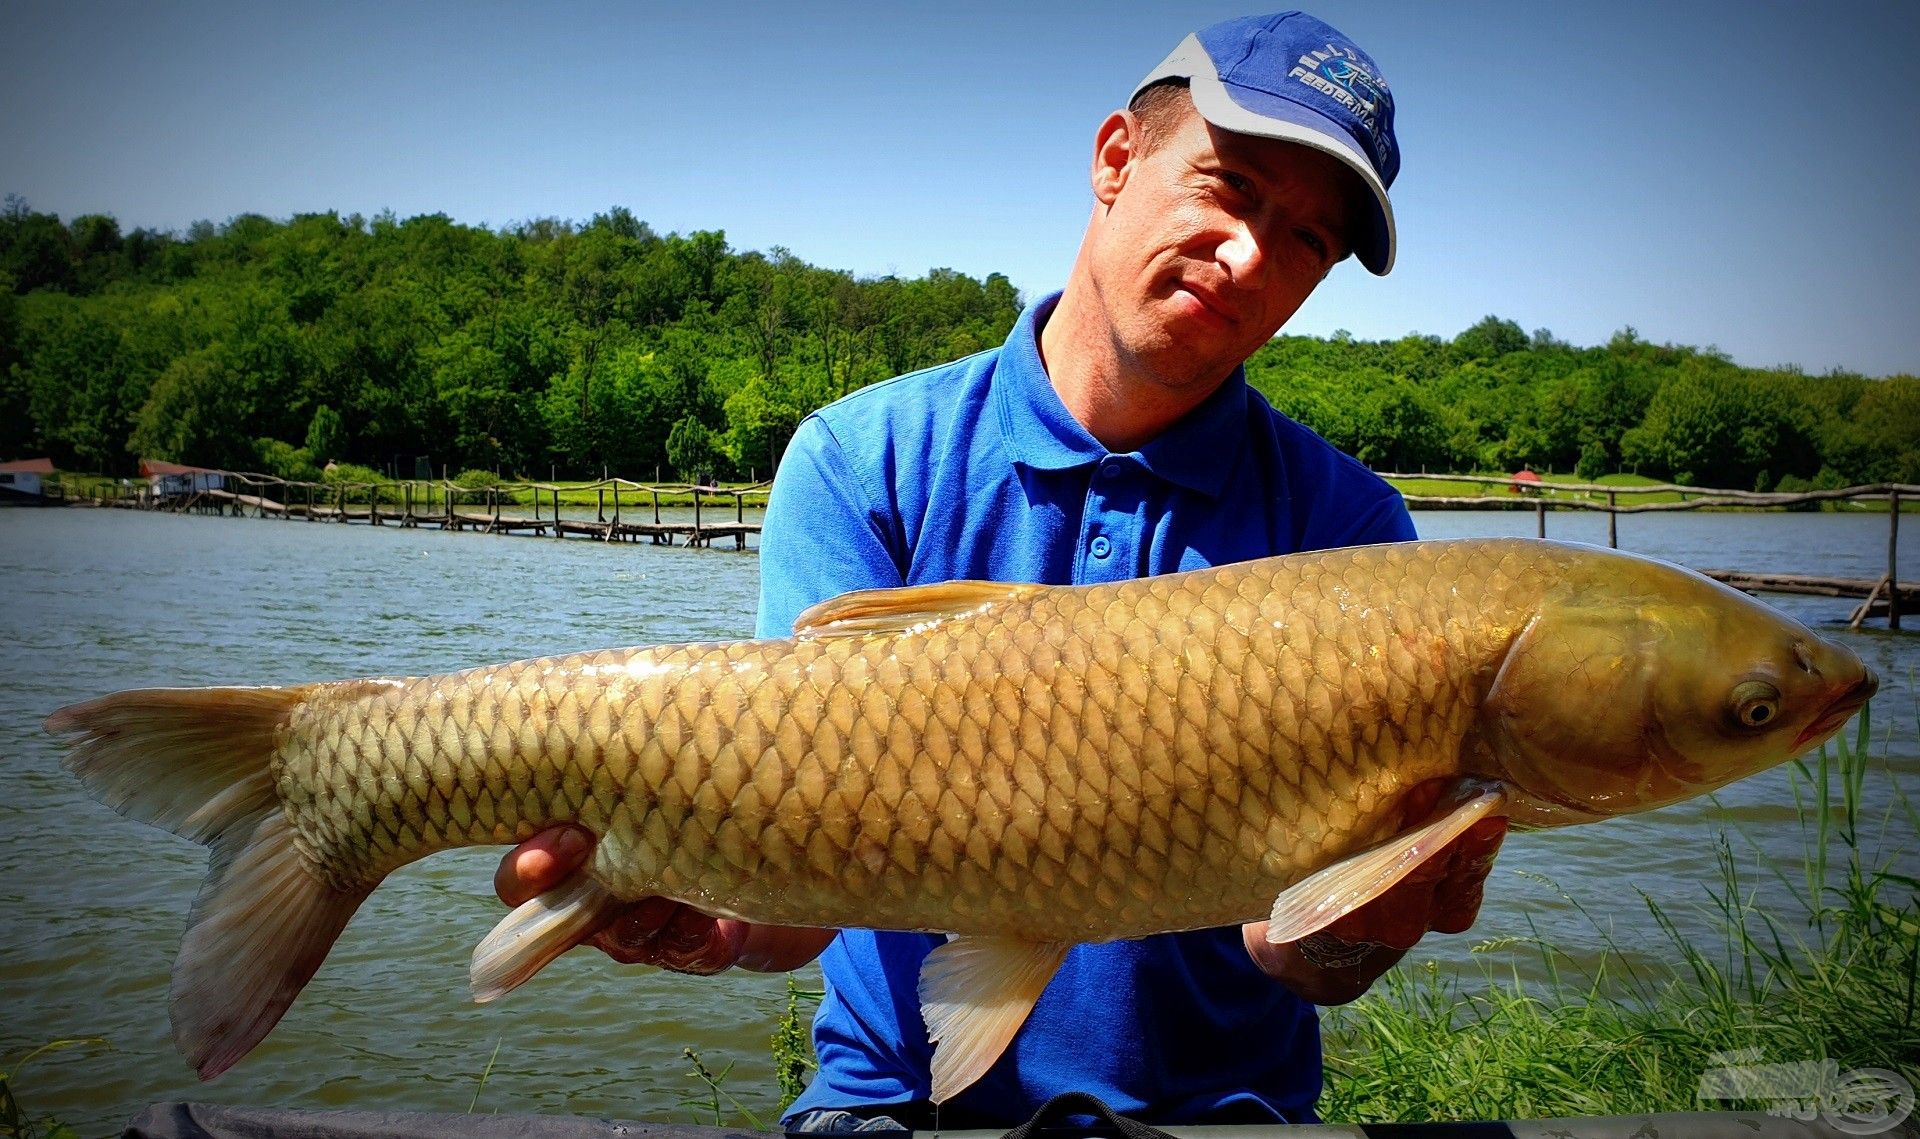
[793,579,1044,640]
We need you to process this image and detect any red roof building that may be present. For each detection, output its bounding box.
[0,458,55,475]
[138,458,224,478]
[140,458,227,494]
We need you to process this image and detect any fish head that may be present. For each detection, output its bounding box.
[1480,550,1877,828]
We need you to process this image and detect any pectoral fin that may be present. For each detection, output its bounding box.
[471,872,626,1003]
[917,936,1070,1103]
[1265,780,1507,944]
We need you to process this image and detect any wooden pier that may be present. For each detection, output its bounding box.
[1376,473,1915,631]
[89,474,768,551]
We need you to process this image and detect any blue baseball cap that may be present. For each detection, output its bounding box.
[1131,11,1399,274]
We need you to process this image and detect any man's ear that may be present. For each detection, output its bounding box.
[1091,110,1140,206]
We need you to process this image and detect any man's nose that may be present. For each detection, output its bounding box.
[1217,219,1267,285]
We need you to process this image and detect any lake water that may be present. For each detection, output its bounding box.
[1,505,1914,1134]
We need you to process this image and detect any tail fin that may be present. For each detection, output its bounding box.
[45,687,370,1079]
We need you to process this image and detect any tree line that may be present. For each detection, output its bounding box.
[1,196,1912,491]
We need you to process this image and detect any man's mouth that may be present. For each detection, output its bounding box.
[1175,283,1235,324]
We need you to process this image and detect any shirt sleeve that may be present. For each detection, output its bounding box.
[1340,490,1418,546]
[756,414,907,639]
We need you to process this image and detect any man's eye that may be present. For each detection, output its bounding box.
[1296,228,1328,259]
[1220,171,1254,196]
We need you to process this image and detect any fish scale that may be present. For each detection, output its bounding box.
[47,538,1876,1095]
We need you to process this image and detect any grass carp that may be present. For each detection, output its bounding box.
[46,538,1877,1101]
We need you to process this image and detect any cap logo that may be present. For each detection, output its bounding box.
[1287,45,1393,166]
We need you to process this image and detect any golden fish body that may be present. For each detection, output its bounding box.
[48,538,1876,1097]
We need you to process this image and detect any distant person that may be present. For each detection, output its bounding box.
[498,11,1505,1129]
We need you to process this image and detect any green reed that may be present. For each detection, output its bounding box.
[1319,699,1919,1123]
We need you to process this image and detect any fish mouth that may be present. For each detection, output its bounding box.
[1795,669,1879,749]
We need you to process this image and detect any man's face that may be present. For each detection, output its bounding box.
[1085,95,1360,393]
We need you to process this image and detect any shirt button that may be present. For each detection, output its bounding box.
[1089,535,1112,559]
[1099,458,1125,480]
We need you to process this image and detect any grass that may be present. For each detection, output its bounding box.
[1384,470,1724,507]
[1319,701,1919,1123]
[679,1047,769,1130]
[679,976,823,1128]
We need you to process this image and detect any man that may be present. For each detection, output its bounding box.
[498,11,1506,1128]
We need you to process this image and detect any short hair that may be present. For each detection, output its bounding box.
[1127,78,1192,156]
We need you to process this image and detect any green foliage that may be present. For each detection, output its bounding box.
[1574,439,1608,481]
[666,415,725,482]
[304,404,346,463]
[451,467,501,489]
[772,976,824,1111]
[254,436,320,481]
[0,198,1910,488]
[0,203,1018,481]
[320,461,386,486]
[1452,315,1528,361]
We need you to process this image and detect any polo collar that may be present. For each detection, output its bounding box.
[995,290,1247,498]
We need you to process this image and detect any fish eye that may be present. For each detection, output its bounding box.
[1729,680,1782,730]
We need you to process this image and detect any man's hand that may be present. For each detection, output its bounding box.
[493,825,835,975]
[1243,781,1508,1004]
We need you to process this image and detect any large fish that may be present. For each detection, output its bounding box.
[47,539,1876,1100]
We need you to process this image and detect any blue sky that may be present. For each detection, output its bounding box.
[4,1,1917,377]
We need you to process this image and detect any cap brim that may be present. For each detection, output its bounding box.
[1134,35,1396,275]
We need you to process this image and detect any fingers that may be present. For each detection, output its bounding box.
[493,824,595,907]
[1324,882,1434,951]
[588,899,749,974]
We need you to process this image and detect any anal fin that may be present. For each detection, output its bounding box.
[1265,779,1507,944]
[471,872,626,1002]
[917,936,1069,1103]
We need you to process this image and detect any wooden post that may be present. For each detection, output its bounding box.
[1851,578,1888,631]
[652,487,661,524]
[611,481,621,540]
[1535,500,1546,539]
[1890,489,1902,631]
[1607,491,1618,548]
[491,487,500,530]
[597,486,605,524]
[694,485,702,545]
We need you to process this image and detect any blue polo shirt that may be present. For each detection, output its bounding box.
[759,291,1415,1127]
